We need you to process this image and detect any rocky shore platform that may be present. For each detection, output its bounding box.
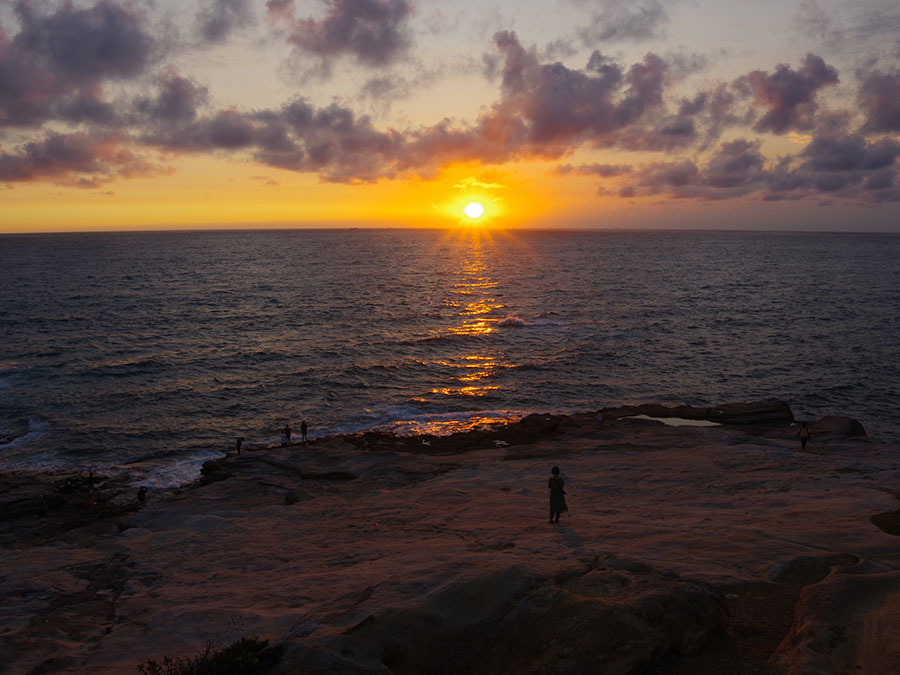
[2,401,900,674]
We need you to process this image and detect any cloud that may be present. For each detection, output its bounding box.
[453,175,507,189]
[0,0,158,126]
[737,53,839,134]
[858,67,900,132]
[0,131,171,186]
[793,0,837,44]
[133,71,209,124]
[269,0,414,75]
[0,10,894,208]
[552,163,632,177]
[195,0,254,43]
[360,75,410,102]
[477,32,668,154]
[142,108,256,151]
[615,133,900,202]
[576,0,669,45]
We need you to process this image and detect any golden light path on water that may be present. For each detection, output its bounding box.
[403,229,519,436]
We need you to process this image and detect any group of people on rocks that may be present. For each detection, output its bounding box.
[280,420,308,446]
[232,420,309,455]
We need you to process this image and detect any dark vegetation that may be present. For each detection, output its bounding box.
[136,637,283,675]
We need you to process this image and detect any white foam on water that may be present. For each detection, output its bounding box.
[0,416,49,452]
[498,315,528,327]
[134,449,226,489]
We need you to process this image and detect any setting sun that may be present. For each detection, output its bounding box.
[463,201,486,219]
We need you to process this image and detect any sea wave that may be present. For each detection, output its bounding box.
[0,415,48,451]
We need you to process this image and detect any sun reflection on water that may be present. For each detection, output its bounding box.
[427,232,510,400]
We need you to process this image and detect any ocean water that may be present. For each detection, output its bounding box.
[2,229,899,486]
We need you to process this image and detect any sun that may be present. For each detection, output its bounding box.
[463,201,486,220]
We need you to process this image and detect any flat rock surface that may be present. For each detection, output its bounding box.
[2,405,900,674]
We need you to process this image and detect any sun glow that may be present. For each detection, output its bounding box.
[463,201,486,219]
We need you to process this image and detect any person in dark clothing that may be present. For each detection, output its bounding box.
[798,422,811,450]
[300,420,308,443]
[548,466,568,524]
[282,424,291,446]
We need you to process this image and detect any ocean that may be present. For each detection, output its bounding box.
[2,228,899,486]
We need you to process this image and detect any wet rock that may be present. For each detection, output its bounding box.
[607,400,795,426]
[809,416,868,438]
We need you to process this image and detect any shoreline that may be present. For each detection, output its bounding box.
[0,400,870,546]
[3,400,898,674]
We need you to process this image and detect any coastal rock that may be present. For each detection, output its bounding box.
[0,405,897,675]
[606,400,794,426]
[284,565,727,675]
[808,416,868,439]
[768,553,864,586]
[773,571,900,675]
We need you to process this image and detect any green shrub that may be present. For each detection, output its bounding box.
[137,637,283,675]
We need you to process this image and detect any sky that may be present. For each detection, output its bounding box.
[2,0,900,232]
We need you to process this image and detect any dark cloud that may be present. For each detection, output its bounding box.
[859,67,900,132]
[270,0,414,73]
[800,133,900,172]
[0,131,170,185]
[576,0,669,45]
[616,134,900,203]
[142,108,256,151]
[0,0,157,126]
[139,97,404,183]
[702,138,766,188]
[12,0,156,82]
[637,158,698,188]
[738,54,839,134]
[477,33,668,154]
[360,74,410,102]
[56,87,119,125]
[553,162,632,177]
[134,71,209,124]
[195,0,254,43]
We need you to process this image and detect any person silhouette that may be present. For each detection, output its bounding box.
[548,466,568,524]
[282,424,291,446]
[300,420,308,443]
[798,422,811,450]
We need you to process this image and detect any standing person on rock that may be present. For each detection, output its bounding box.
[548,466,568,524]
[798,422,811,450]
[300,420,308,443]
[282,423,291,446]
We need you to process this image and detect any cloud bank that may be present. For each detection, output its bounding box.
[0,0,898,205]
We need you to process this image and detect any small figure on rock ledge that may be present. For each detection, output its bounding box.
[798,422,812,450]
[281,424,291,446]
[548,466,568,524]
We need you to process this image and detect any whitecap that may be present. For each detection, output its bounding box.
[498,315,528,327]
